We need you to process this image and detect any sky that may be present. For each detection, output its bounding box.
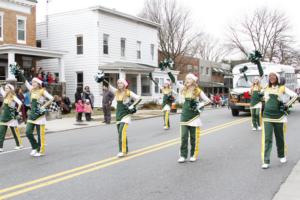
[36,0,300,58]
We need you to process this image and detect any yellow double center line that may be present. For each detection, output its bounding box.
[0,117,249,199]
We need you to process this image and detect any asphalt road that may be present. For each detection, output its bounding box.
[0,104,300,200]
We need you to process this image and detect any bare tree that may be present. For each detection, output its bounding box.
[139,0,201,68]
[227,7,299,64]
[193,34,229,62]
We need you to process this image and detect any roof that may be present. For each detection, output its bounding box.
[99,61,156,72]
[90,6,160,28]
[0,44,67,58]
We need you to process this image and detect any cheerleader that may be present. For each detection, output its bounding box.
[261,72,297,169]
[177,73,211,163]
[249,77,263,131]
[161,80,175,130]
[0,84,23,152]
[25,78,54,157]
[106,78,141,157]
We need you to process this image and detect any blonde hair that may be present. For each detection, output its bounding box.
[181,81,200,97]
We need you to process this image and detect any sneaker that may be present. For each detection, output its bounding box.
[189,157,197,162]
[33,152,41,157]
[0,148,3,152]
[14,146,23,150]
[177,157,186,163]
[163,126,169,130]
[252,127,257,131]
[280,157,287,163]
[30,149,37,156]
[261,163,269,169]
[117,152,125,158]
[257,127,262,130]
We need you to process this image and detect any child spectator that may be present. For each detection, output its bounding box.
[47,73,55,84]
[75,99,84,122]
[84,99,93,121]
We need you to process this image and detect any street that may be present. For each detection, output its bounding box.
[0,104,300,200]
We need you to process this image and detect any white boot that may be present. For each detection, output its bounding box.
[189,156,197,162]
[177,157,186,163]
[33,152,41,157]
[261,163,269,169]
[30,149,37,156]
[252,127,257,131]
[0,148,3,152]
[280,157,287,163]
[257,126,262,130]
[117,152,124,158]
[14,145,23,150]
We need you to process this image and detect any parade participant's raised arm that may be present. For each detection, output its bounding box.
[13,95,22,112]
[0,86,6,97]
[25,80,33,91]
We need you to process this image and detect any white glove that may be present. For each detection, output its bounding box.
[128,105,134,110]
[196,102,205,112]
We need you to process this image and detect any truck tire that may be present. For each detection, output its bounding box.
[231,109,239,116]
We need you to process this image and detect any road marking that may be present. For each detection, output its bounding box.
[0,118,250,199]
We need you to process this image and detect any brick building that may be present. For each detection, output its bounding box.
[0,0,65,83]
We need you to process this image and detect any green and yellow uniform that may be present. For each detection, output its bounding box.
[250,85,262,129]
[113,88,140,154]
[25,81,53,155]
[0,88,23,150]
[162,88,173,129]
[261,85,297,164]
[180,87,210,159]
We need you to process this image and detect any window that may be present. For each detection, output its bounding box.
[121,38,126,57]
[77,72,83,88]
[137,41,141,59]
[17,16,26,43]
[103,34,109,55]
[187,65,193,72]
[206,67,209,75]
[154,78,159,93]
[76,35,83,55]
[150,44,154,60]
[36,40,42,48]
[141,75,151,96]
[200,66,204,75]
[0,13,3,40]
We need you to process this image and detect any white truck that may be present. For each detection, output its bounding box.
[229,62,297,116]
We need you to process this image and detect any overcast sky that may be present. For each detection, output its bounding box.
[36,0,300,50]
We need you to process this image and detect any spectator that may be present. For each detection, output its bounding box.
[75,87,83,103]
[83,86,94,109]
[75,100,84,122]
[84,99,93,121]
[102,84,114,124]
[47,72,55,84]
[214,93,221,107]
[37,73,44,81]
[61,95,72,114]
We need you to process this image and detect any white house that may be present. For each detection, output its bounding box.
[36,5,177,107]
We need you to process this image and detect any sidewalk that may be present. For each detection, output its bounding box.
[273,160,300,200]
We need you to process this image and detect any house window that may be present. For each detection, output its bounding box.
[154,78,159,93]
[103,34,109,55]
[77,72,83,89]
[121,38,126,57]
[187,65,193,72]
[17,16,26,43]
[141,74,151,96]
[0,13,3,41]
[200,66,204,75]
[137,41,141,59]
[76,35,83,55]
[36,40,42,48]
[150,44,154,60]
[206,67,209,75]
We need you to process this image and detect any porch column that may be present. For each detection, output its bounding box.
[137,73,142,96]
[58,57,66,82]
[7,52,16,81]
[118,70,126,80]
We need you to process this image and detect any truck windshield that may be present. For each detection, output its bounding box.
[236,75,268,88]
